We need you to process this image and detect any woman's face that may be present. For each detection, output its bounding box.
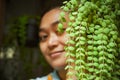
[39,8,69,70]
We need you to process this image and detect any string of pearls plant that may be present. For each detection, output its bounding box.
[58,0,120,80]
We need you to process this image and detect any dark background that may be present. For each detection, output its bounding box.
[0,0,67,80]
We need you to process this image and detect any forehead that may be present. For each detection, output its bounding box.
[40,8,61,27]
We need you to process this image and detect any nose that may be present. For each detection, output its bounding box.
[48,33,59,49]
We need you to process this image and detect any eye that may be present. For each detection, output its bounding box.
[39,35,48,42]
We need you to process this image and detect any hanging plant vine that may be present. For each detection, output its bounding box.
[58,0,120,80]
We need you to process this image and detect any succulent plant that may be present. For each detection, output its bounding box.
[59,0,120,80]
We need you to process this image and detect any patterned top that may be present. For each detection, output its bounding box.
[30,70,60,80]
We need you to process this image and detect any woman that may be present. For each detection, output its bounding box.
[33,7,69,80]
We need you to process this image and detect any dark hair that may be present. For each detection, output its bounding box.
[39,0,70,22]
[39,0,71,28]
[40,6,61,20]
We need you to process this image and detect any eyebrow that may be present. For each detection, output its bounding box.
[39,20,60,32]
[51,20,60,26]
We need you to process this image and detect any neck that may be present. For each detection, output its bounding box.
[57,69,66,80]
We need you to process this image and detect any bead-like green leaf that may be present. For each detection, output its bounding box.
[103,35,108,40]
[97,45,105,51]
[88,40,93,44]
[87,51,93,56]
[63,6,69,11]
[65,52,75,57]
[69,33,75,37]
[95,77,101,80]
[99,64,105,69]
[75,60,85,65]
[68,40,75,44]
[75,31,80,35]
[89,27,94,33]
[106,59,114,65]
[112,35,118,40]
[80,26,86,31]
[68,46,75,51]
[66,58,74,63]
[93,35,99,40]
[97,33,103,40]
[88,45,93,50]
[87,56,93,61]
[76,52,85,58]
[87,35,93,39]
[102,40,108,45]
[81,21,87,26]
[80,30,86,34]
[99,57,105,62]
[95,25,101,29]
[66,27,71,32]
[78,6,85,12]
[99,51,104,56]
[103,28,110,34]
[70,15,75,21]
[79,37,86,41]
[93,63,99,67]
[58,23,63,29]
[76,48,85,52]
[72,12,78,15]
[78,65,85,69]
[75,26,80,30]
[101,22,106,27]
[87,63,93,67]
[79,52,85,57]
[76,42,80,47]
[67,71,74,76]
[65,65,73,70]
[100,69,108,74]
[109,42,116,47]
[107,54,115,59]
[88,68,94,72]
[93,57,98,62]
[93,51,98,56]
[60,12,65,17]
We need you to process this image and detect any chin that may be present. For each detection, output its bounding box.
[52,63,66,70]
[48,55,67,70]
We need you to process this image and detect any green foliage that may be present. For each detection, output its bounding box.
[59,0,120,80]
[4,15,40,47]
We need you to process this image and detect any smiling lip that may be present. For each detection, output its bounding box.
[50,50,65,58]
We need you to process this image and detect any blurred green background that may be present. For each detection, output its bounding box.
[0,0,66,80]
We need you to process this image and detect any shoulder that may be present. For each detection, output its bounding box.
[30,76,47,80]
[30,75,47,80]
[30,70,60,80]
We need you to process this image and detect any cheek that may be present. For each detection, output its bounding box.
[62,33,68,43]
[40,43,46,56]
